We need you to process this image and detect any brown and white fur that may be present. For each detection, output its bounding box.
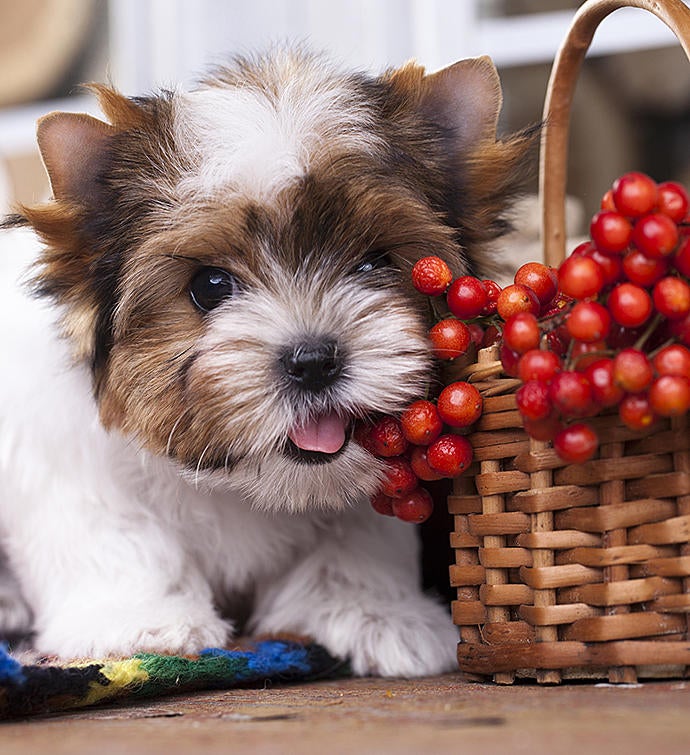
[0,48,533,675]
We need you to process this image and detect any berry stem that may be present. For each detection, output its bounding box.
[633,312,663,352]
[570,348,613,369]
[564,336,576,371]
[648,337,675,359]
[427,296,449,326]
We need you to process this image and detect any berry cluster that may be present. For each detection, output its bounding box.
[355,253,488,524]
[358,171,690,523]
[358,247,573,522]
[355,381,478,524]
[502,172,690,463]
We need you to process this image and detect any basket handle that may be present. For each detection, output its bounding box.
[540,0,690,267]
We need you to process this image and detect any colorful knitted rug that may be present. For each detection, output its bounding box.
[0,640,346,719]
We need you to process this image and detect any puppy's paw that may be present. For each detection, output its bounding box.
[341,598,459,677]
[36,596,232,659]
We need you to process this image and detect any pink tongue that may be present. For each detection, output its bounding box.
[289,412,346,454]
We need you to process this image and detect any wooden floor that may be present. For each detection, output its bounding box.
[4,673,690,755]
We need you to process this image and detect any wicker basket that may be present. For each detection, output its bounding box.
[449,0,690,684]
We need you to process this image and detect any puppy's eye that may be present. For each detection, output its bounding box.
[353,250,393,274]
[189,267,239,312]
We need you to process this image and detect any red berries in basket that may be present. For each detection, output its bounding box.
[360,171,690,523]
[503,170,690,464]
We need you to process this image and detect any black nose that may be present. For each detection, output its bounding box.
[280,339,343,392]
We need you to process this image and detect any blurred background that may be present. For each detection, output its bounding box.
[1,0,690,239]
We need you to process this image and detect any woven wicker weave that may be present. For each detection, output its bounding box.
[449,0,690,684]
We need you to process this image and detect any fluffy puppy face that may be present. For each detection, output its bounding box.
[20,49,533,511]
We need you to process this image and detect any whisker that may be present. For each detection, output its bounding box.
[166,408,191,457]
[195,443,212,489]
[224,446,233,474]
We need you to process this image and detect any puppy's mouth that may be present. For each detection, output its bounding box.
[286,411,350,464]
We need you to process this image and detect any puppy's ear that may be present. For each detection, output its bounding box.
[37,112,115,203]
[419,56,502,150]
[36,85,145,204]
[23,87,149,362]
[387,57,537,276]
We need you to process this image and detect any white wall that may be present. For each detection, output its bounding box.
[0,0,686,203]
[107,0,684,94]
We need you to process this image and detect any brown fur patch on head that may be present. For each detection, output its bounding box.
[22,85,184,369]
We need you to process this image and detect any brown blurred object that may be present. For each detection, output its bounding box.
[0,0,97,106]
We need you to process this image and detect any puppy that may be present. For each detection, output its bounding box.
[0,48,532,676]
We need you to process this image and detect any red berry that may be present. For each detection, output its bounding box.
[670,311,690,346]
[585,247,624,287]
[380,457,419,498]
[496,283,540,319]
[482,323,501,348]
[523,412,564,442]
[584,358,624,408]
[515,379,551,421]
[613,348,654,393]
[648,375,690,417]
[437,382,483,428]
[548,371,594,419]
[514,262,559,305]
[608,282,653,328]
[590,211,633,254]
[622,248,669,287]
[540,290,573,319]
[545,330,568,358]
[632,213,679,258]
[409,445,444,481]
[502,312,540,354]
[481,279,502,315]
[652,276,690,320]
[566,301,611,343]
[446,276,489,319]
[411,256,453,295]
[467,323,485,349]
[652,343,690,379]
[499,343,521,377]
[426,434,473,477]
[370,491,395,516]
[428,318,471,360]
[392,487,434,523]
[517,349,562,384]
[369,416,409,457]
[657,181,689,223]
[612,171,658,218]
[570,339,608,371]
[353,422,377,454]
[553,422,599,464]
[601,189,617,211]
[619,393,656,430]
[558,255,605,299]
[400,400,443,446]
[673,235,690,277]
